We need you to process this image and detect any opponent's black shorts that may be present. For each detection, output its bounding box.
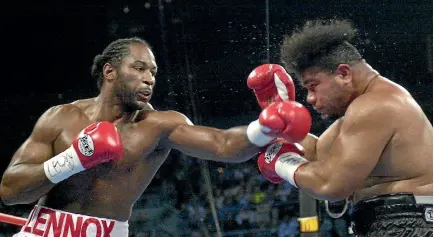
[351,193,433,237]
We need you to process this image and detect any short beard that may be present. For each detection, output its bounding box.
[322,84,350,120]
[323,114,340,121]
[112,79,141,113]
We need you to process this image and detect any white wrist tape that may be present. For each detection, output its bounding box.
[43,147,85,184]
[274,152,308,188]
[247,120,275,147]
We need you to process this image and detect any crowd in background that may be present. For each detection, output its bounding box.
[0,155,353,237]
[0,0,431,236]
[130,156,354,237]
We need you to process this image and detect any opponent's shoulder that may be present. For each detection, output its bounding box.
[347,78,414,117]
[343,91,399,132]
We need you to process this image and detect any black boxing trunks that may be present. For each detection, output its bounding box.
[13,205,129,237]
[351,193,433,237]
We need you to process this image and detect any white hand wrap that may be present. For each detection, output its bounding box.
[274,152,308,188]
[246,120,275,147]
[43,147,85,184]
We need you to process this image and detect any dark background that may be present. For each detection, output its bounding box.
[0,0,432,227]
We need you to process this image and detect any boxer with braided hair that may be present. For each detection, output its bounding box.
[1,37,311,237]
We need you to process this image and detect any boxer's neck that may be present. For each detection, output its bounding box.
[92,87,137,123]
[351,60,380,96]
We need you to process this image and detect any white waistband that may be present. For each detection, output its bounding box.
[415,196,433,204]
[19,205,128,237]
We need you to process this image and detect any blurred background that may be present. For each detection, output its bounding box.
[0,0,432,236]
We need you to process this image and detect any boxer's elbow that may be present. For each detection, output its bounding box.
[0,183,40,205]
[298,164,355,201]
[0,171,41,205]
[313,183,353,202]
[0,179,18,205]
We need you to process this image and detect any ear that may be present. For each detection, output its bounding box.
[335,64,352,82]
[103,63,117,83]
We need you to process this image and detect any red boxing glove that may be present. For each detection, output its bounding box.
[72,121,123,169]
[259,101,311,143]
[247,64,296,109]
[44,121,123,183]
[257,139,308,187]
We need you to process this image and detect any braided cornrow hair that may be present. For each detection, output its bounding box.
[91,37,150,90]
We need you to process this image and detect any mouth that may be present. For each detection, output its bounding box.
[314,107,330,117]
[314,107,331,119]
[137,90,152,101]
[313,106,323,113]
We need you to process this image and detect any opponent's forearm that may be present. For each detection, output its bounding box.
[299,133,318,161]
[0,163,55,205]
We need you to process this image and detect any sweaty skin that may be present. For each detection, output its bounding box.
[0,43,260,221]
[297,63,433,202]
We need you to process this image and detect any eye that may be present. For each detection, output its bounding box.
[308,84,317,91]
[135,66,145,72]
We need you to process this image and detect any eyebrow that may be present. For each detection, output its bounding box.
[301,79,314,87]
[133,60,158,70]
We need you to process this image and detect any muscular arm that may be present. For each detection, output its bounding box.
[0,105,77,205]
[299,133,319,161]
[160,111,261,163]
[294,97,396,201]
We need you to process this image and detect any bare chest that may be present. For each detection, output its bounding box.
[46,120,171,209]
[53,121,169,178]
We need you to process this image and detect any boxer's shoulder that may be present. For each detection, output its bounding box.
[364,76,415,109]
[39,103,84,121]
[341,93,399,133]
[33,104,87,139]
[346,92,398,119]
[148,110,192,125]
[135,110,192,131]
[139,110,193,137]
[69,98,95,112]
[47,104,88,123]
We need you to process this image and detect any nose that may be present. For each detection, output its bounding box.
[306,90,316,105]
[142,72,156,87]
